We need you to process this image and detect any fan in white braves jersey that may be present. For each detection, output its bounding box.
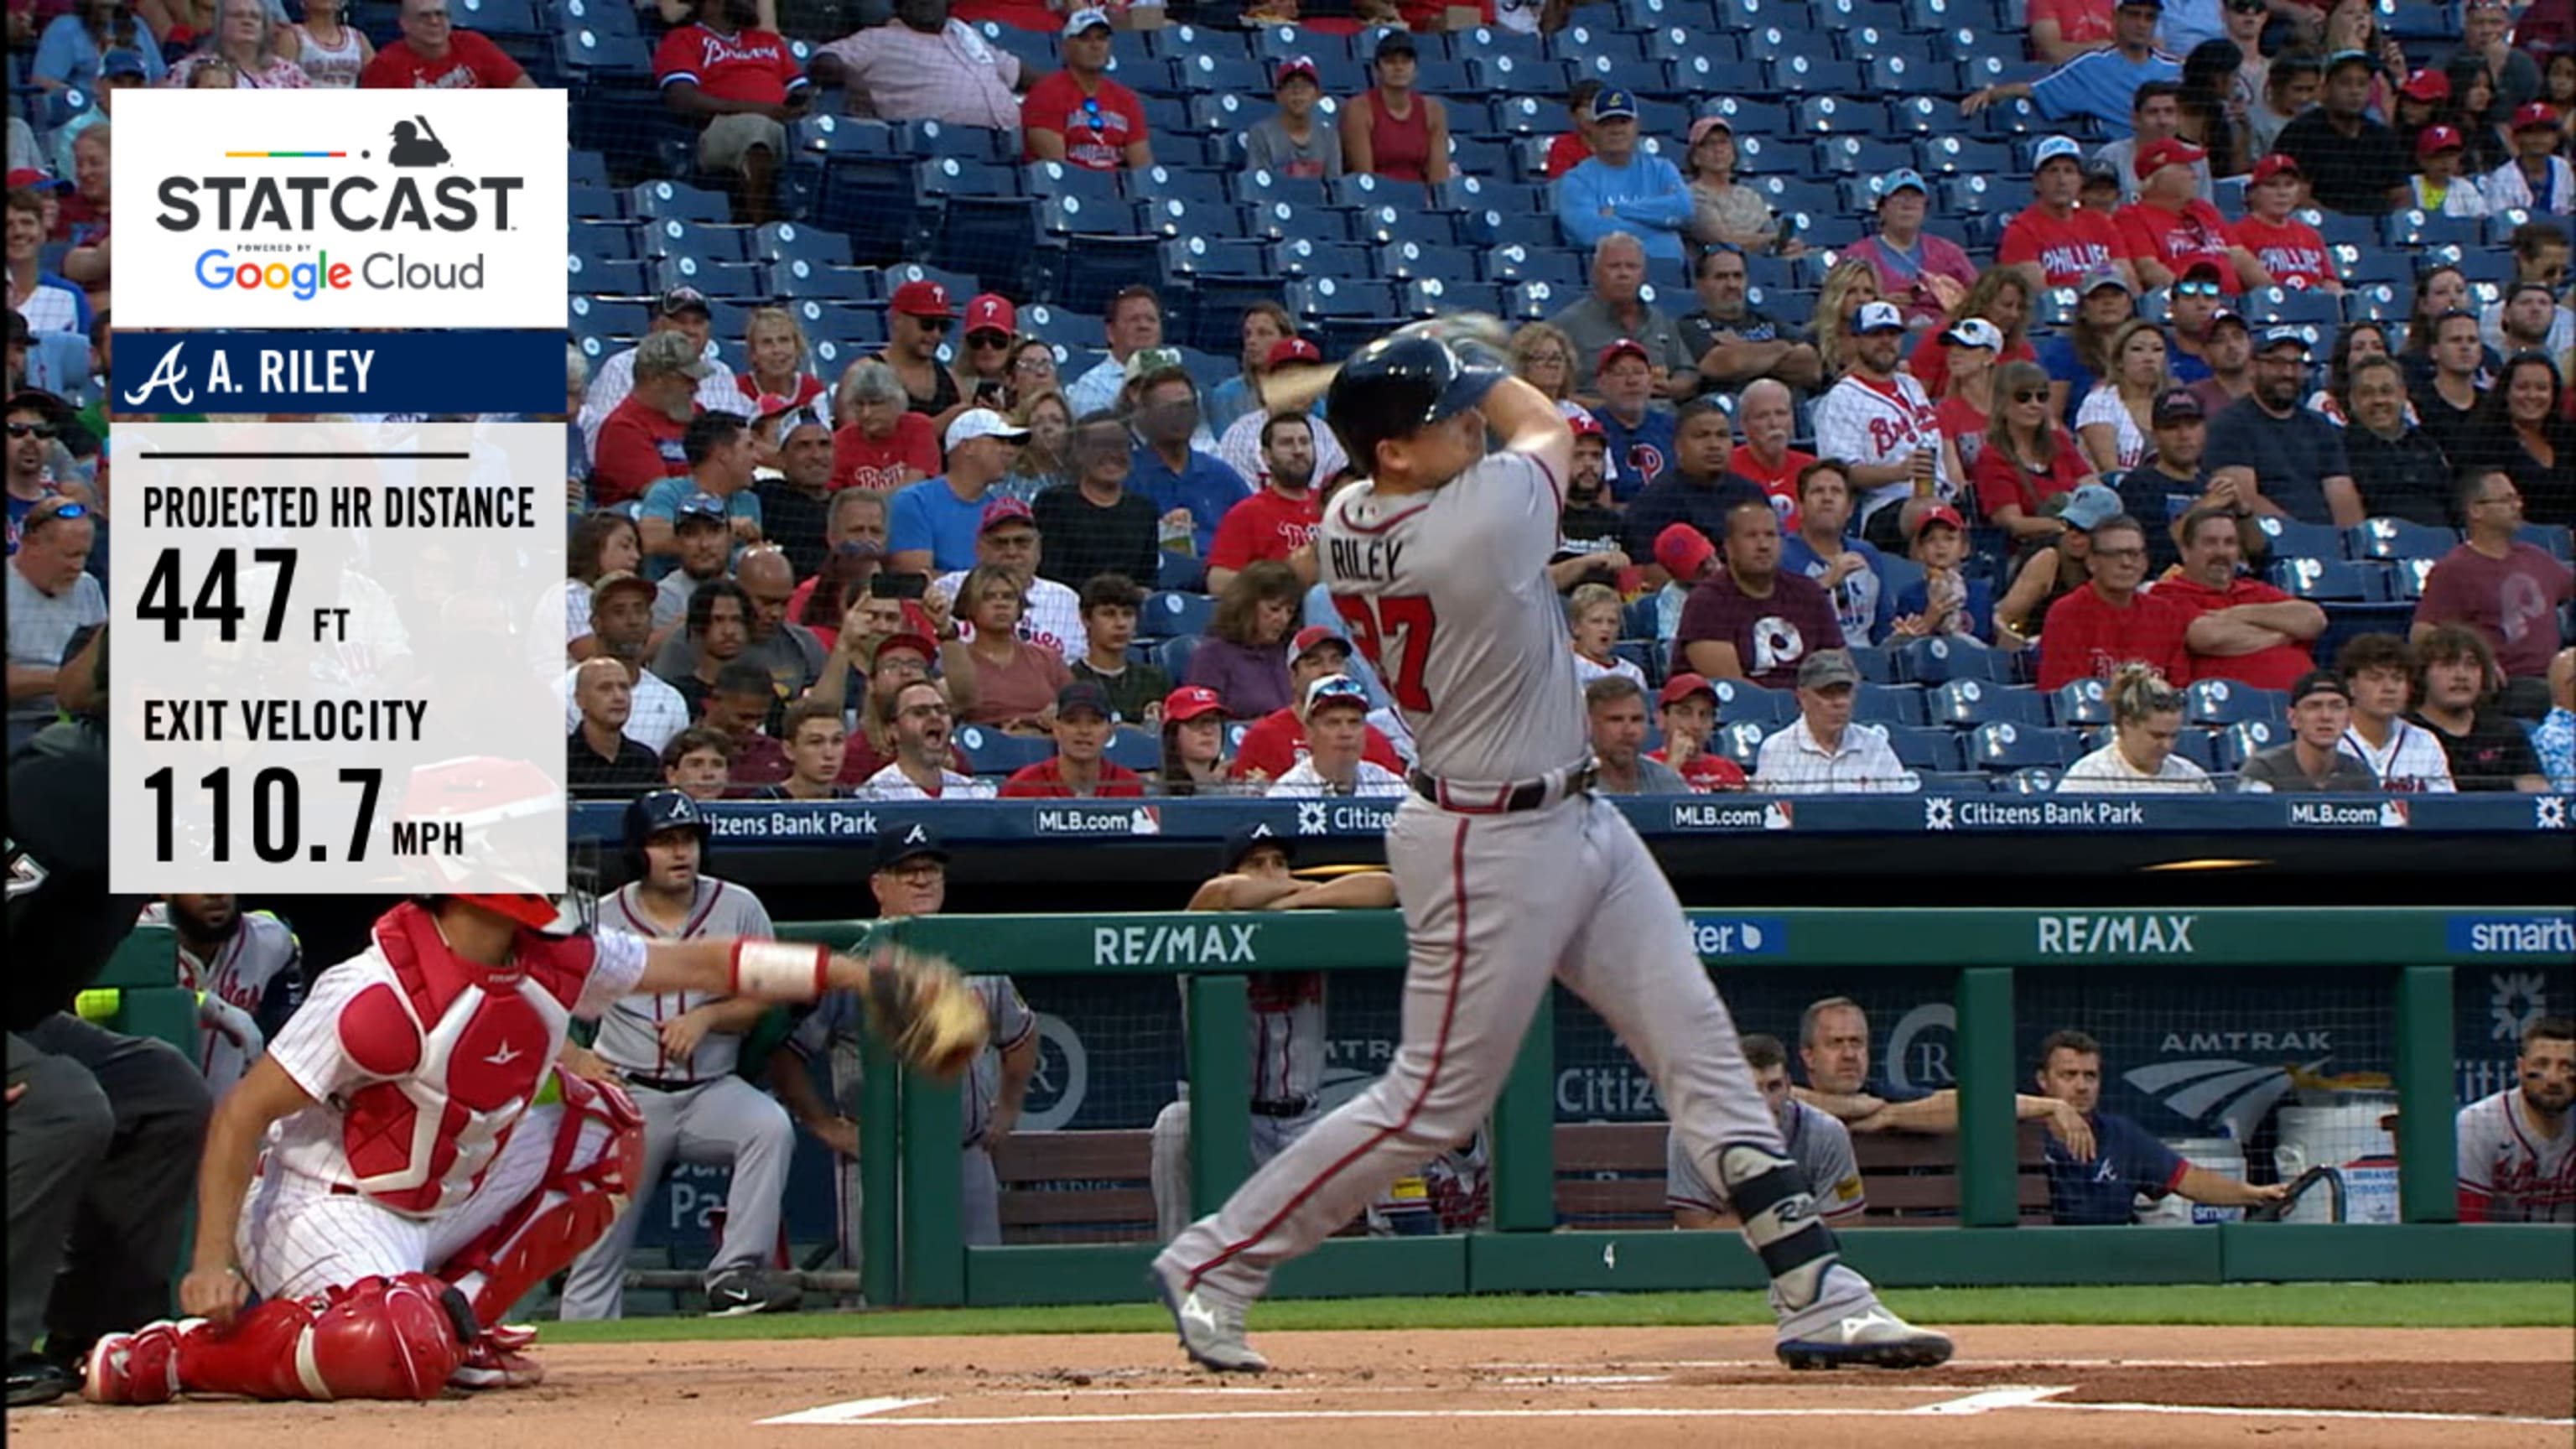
[1810,301,1952,545]
[2457,1015,2575,1223]
[1149,321,1951,1375]
[82,893,924,1406]
[149,896,303,1095]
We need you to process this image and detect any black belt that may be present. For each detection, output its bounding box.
[622,1073,709,1093]
[1251,1095,1317,1119]
[1407,765,1596,815]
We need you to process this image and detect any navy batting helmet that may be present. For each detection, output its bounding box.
[623,789,709,875]
[1325,335,1504,477]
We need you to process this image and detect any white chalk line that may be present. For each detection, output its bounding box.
[1473,1358,2283,1371]
[2032,1400,2576,1428]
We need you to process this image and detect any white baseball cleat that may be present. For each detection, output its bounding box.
[1774,1300,1955,1370]
[1148,1257,1270,1374]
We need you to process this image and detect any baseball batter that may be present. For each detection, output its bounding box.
[149,896,304,1095]
[558,792,802,1321]
[1151,326,1952,1373]
[1150,831,1396,1240]
[82,891,965,1404]
[2456,1015,2575,1223]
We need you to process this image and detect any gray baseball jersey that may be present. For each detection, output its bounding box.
[1319,451,1587,784]
[795,971,1035,1146]
[1667,1099,1867,1224]
[593,878,774,1080]
[153,905,303,1093]
[2455,1089,2576,1223]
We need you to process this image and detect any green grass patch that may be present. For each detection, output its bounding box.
[540,1281,2573,1344]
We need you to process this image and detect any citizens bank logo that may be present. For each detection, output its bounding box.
[114,89,566,329]
[1923,797,1955,831]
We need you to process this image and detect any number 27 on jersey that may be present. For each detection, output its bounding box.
[1331,595,1438,712]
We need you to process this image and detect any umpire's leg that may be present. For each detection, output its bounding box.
[21,1013,213,1362]
[6,1031,112,1365]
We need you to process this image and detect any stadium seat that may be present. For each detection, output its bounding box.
[1709,679,1796,726]
[2169,728,2217,771]
[1271,236,1375,281]
[1103,728,1162,772]
[1897,636,2015,684]
[2050,678,2111,726]
[1846,644,1896,683]
[1156,634,1200,682]
[2185,678,2287,728]
[2214,719,2283,772]
[953,726,1052,777]
[1140,590,1215,639]
[1885,724,1967,772]
[1928,678,2048,727]
[1970,721,2081,771]
[1853,683,1928,726]
[1715,719,1771,771]
[1159,553,1208,593]
[2249,515,2343,561]
[2518,523,2574,561]
[2269,557,2388,602]
[2003,766,2060,794]
[2345,517,2457,562]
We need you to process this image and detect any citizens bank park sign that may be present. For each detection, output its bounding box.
[112,89,566,329]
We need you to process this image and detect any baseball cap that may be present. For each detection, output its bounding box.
[891,278,953,318]
[673,491,728,527]
[1274,55,1320,90]
[2511,101,2561,132]
[2032,135,2085,169]
[2151,386,2205,426]
[1264,336,1323,371]
[635,329,716,381]
[1942,316,2003,350]
[2509,281,2558,305]
[101,48,148,78]
[2288,669,2351,705]
[1592,87,1639,122]
[1909,503,1966,538]
[2324,47,2375,73]
[1568,410,1607,440]
[750,392,799,424]
[1796,650,1862,690]
[1654,522,1716,580]
[1876,167,1929,203]
[652,286,711,320]
[2257,325,2312,356]
[1220,826,1294,873]
[1061,5,1112,34]
[2058,481,2123,532]
[871,821,949,872]
[2080,158,2122,188]
[1597,337,1652,371]
[1055,680,1113,719]
[592,569,657,605]
[964,293,1016,336]
[1371,29,1417,60]
[2248,153,2301,185]
[1852,300,1908,335]
[2077,265,2133,297]
[872,631,937,667]
[2206,306,2249,333]
[2416,123,2466,157]
[1658,672,1719,708]
[1303,673,1369,715]
[2132,136,2206,179]
[944,407,1031,451]
[978,496,1036,533]
[4,167,68,194]
[2398,69,2452,103]
[1291,625,1350,662]
[1687,114,1733,146]
[1162,684,1226,723]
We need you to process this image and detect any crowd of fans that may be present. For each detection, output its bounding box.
[9,0,2576,793]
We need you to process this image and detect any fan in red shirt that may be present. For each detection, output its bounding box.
[591,332,709,506]
[1229,626,1407,782]
[2226,154,2343,294]
[1971,357,2098,537]
[2036,513,2195,689]
[359,0,531,88]
[1997,136,2134,291]
[2160,503,2324,689]
[1206,413,1323,592]
[831,361,942,491]
[1647,673,1749,791]
[2114,138,2267,293]
[1021,9,1150,172]
[1721,378,1815,532]
[999,682,1148,797]
[653,0,810,226]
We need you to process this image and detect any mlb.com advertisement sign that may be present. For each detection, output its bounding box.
[112,89,566,329]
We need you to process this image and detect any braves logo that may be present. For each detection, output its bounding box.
[690,31,791,66]
[1863,415,1921,456]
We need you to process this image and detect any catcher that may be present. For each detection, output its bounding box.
[82,890,985,1404]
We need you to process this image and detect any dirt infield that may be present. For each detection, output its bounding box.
[11,1325,2570,1447]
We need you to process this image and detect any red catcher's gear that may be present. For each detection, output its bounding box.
[82,1272,469,1404]
[451,893,562,931]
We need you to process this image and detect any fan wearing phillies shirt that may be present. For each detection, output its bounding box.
[2034,512,2194,689]
[1998,136,2138,293]
[1229,626,1407,782]
[654,0,809,226]
[2113,138,2267,293]
[2226,155,2343,293]
[1022,9,1150,172]
[1590,339,1675,501]
[1810,301,1950,545]
[1673,498,1846,691]
[1000,681,1149,797]
[1206,413,1324,594]
[1724,379,1816,531]
[1649,672,1749,791]
[2161,502,2324,689]
[358,0,532,88]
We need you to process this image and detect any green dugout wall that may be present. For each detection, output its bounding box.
[776,907,2576,1308]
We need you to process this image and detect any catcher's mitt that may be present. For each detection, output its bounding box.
[860,942,989,1078]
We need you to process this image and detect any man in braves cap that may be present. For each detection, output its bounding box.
[2272,49,2412,216]
[880,279,963,422]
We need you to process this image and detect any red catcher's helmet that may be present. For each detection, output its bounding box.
[450,894,562,931]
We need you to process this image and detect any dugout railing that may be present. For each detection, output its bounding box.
[774,907,2576,1309]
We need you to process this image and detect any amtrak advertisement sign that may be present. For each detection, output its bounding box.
[112,89,567,329]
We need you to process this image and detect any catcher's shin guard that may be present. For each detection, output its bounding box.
[1716,1143,1840,1311]
[84,1273,472,1404]
[439,1071,645,1327]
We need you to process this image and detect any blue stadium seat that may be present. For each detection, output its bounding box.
[569,183,622,221]
[1710,678,1796,726]
[1145,23,1249,60]
[567,150,610,189]
[2248,515,2344,562]
[2001,766,2059,793]
[1865,54,1954,93]
[2519,523,2575,561]
[557,26,650,79]
[1897,635,2015,684]
[1163,235,1270,280]
[652,256,760,298]
[1377,239,1480,283]
[2213,719,2283,772]
[2169,728,2217,771]
[557,0,638,31]
[570,221,639,262]
[1103,728,1162,772]
[1405,278,1505,317]
[752,221,854,270]
[1971,722,2080,771]
[2238,287,2340,327]
[1486,96,1570,136]
[1715,720,1771,770]
[1234,169,1331,210]
[2185,678,2287,727]
[881,262,979,304]
[2345,517,2457,561]
[568,296,647,346]
[1915,136,2012,178]
[1886,724,1967,772]
[1140,590,1215,639]
[1854,683,1928,725]
[1270,236,1374,280]
[2342,283,2407,323]
[645,217,749,262]
[1792,96,1879,135]
[1815,135,1912,176]
[953,726,1052,777]
[2050,678,2111,726]
[1156,634,1201,681]
[1768,56,1868,94]
[2269,557,2386,601]
[1928,678,2049,727]
[631,181,730,223]
[2386,556,2438,600]
[1160,553,1208,593]
[2382,211,2484,250]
